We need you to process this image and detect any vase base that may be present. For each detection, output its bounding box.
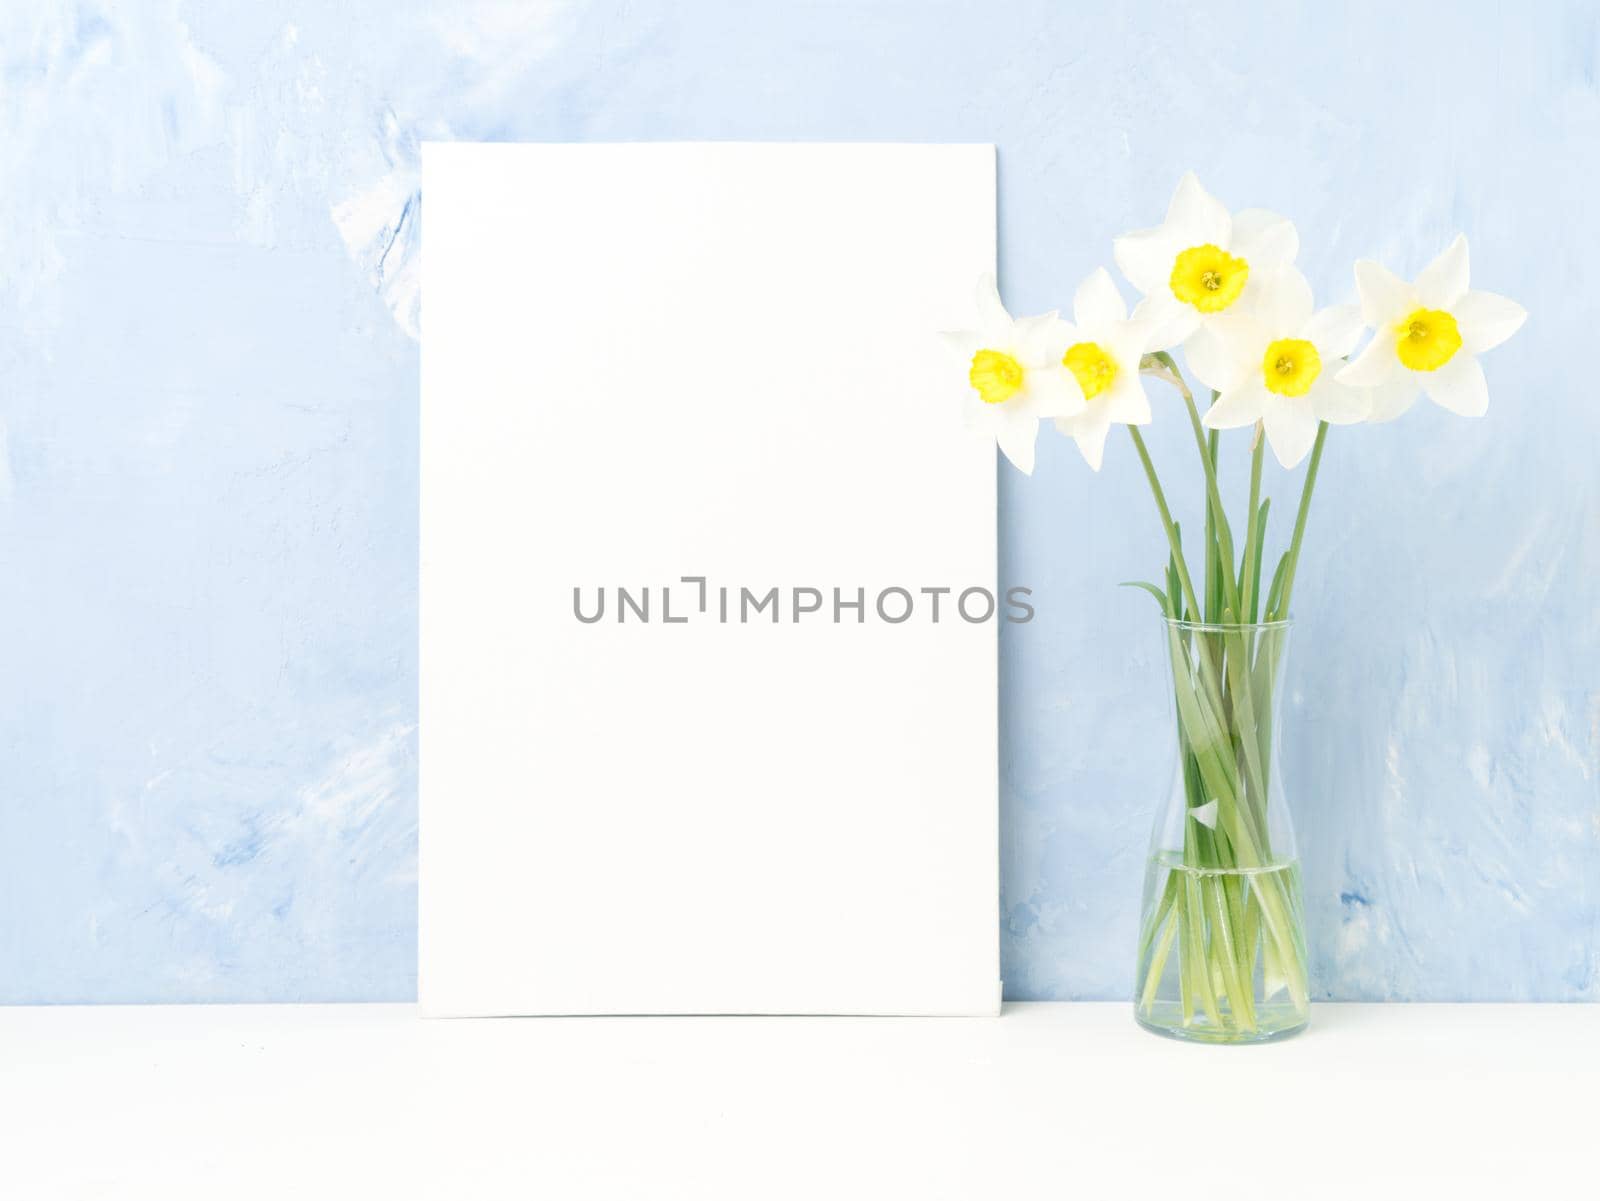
[1134,1002,1309,1046]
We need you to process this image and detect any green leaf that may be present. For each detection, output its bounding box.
[1248,498,1270,623]
[1203,430,1218,623]
[1169,521,1186,621]
[1208,541,1223,623]
[1120,580,1174,617]
[1264,551,1291,621]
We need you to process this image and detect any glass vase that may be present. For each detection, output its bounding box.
[1133,618,1310,1044]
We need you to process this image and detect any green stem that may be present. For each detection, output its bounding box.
[1139,873,1181,1013]
[1143,366,1275,847]
[1141,358,1274,839]
[1203,428,1219,623]
[1209,876,1256,1029]
[1221,630,1272,853]
[1274,421,1329,621]
[1182,872,1222,1025]
[1141,911,1179,1014]
[1127,427,1202,620]
[1131,429,1263,840]
[1128,425,1238,736]
[1145,354,1241,620]
[1239,430,1264,620]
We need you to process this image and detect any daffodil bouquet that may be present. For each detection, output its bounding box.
[943,173,1525,1042]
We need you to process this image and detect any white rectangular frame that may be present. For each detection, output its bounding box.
[420,142,999,1016]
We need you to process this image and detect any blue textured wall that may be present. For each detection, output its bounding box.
[2,0,1594,1003]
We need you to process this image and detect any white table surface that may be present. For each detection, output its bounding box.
[3,1001,1593,1198]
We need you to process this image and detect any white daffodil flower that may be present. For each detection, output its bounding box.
[1113,172,1300,356]
[1050,268,1156,472]
[1197,270,1370,468]
[1335,235,1527,421]
[941,275,1083,475]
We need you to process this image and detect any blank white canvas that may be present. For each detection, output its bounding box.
[420,143,998,1016]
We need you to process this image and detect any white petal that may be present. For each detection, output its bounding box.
[1189,800,1219,829]
[1354,259,1414,328]
[1025,366,1088,420]
[976,274,1013,343]
[1164,172,1231,246]
[1416,234,1470,310]
[1113,226,1177,296]
[939,330,982,362]
[1308,377,1370,425]
[962,384,1015,436]
[1104,375,1152,425]
[1366,378,1420,423]
[993,409,1039,475]
[1135,295,1200,351]
[1064,409,1113,472]
[1423,353,1488,417]
[1254,267,1315,333]
[1185,322,1252,393]
[1205,306,1263,344]
[1231,209,1298,271]
[1454,289,1527,355]
[1012,312,1065,365]
[1203,379,1268,429]
[1261,397,1319,469]
[1302,304,1365,361]
[1337,331,1403,387]
[1042,318,1082,365]
[1073,267,1128,330]
[1109,318,1160,367]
